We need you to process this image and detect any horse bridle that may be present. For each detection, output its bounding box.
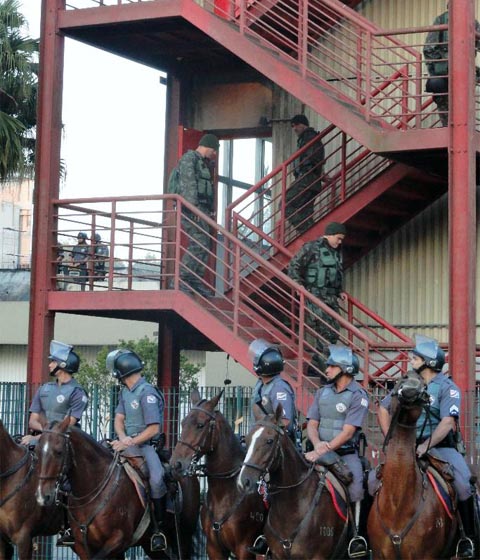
[37,429,73,505]
[176,401,219,477]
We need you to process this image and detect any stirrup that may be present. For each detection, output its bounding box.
[151,531,167,552]
[456,536,474,559]
[348,535,369,558]
[56,529,75,547]
[247,534,269,555]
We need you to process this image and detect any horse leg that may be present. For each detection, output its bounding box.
[0,535,14,560]
[206,537,229,560]
[14,537,32,560]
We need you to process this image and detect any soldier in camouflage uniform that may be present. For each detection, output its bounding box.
[424,2,480,127]
[167,134,219,296]
[286,114,324,234]
[288,222,346,375]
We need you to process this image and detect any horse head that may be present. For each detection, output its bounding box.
[389,371,430,428]
[171,389,223,478]
[237,404,285,493]
[35,416,71,507]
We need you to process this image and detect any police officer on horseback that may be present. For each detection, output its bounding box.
[107,349,168,552]
[377,335,477,559]
[247,339,299,556]
[305,345,369,558]
[21,340,88,546]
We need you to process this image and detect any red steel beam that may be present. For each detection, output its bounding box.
[27,0,66,384]
[448,1,476,400]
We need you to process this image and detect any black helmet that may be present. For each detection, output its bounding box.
[248,339,284,376]
[106,349,144,379]
[412,335,445,372]
[94,233,101,242]
[77,231,88,240]
[326,345,359,376]
[48,340,80,374]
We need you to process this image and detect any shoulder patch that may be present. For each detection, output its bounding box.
[276,392,287,401]
[146,395,157,404]
[449,389,460,399]
[361,398,368,408]
[82,395,88,403]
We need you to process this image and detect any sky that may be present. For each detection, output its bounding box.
[20,1,167,199]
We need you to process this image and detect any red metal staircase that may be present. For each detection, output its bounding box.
[51,194,413,414]
[58,0,448,153]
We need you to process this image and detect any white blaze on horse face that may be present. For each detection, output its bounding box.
[239,427,264,487]
[35,440,49,505]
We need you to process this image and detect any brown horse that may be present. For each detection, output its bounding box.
[237,405,349,559]
[367,373,457,559]
[35,417,199,559]
[171,390,265,560]
[0,419,63,560]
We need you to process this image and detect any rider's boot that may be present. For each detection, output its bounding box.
[56,526,75,547]
[247,534,269,556]
[347,501,369,559]
[150,497,167,552]
[456,497,475,559]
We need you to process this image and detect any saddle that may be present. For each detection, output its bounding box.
[419,454,455,483]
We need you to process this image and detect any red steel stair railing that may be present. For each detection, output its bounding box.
[52,194,411,389]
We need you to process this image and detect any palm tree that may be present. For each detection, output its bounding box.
[0,0,38,181]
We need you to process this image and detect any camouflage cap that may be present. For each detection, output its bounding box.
[325,222,347,236]
[199,133,220,150]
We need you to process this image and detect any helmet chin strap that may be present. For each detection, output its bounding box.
[326,370,345,384]
[413,361,428,374]
[50,364,61,376]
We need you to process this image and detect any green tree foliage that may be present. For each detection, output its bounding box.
[75,336,201,394]
[0,0,38,180]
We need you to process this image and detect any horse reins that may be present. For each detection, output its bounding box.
[0,448,36,507]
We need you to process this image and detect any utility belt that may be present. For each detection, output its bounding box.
[310,287,339,297]
[336,445,357,457]
[417,434,455,449]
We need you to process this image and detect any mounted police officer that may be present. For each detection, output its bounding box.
[92,233,109,281]
[376,335,477,559]
[167,133,219,297]
[288,221,346,376]
[424,1,480,127]
[21,340,88,546]
[107,349,168,552]
[247,339,298,556]
[286,114,324,234]
[305,345,369,558]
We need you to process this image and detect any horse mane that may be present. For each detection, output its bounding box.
[67,425,114,460]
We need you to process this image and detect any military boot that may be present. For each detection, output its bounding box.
[150,498,167,552]
[247,534,269,556]
[456,498,475,559]
[347,501,369,558]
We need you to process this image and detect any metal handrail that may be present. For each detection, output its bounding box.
[52,194,410,389]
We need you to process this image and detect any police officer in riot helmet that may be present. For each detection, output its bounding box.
[247,340,298,556]
[21,340,88,546]
[107,349,168,552]
[305,345,369,558]
[92,233,109,280]
[376,335,477,559]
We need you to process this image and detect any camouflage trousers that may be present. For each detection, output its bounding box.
[180,215,211,288]
[305,294,340,374]
[286,174,322,234]
[433,94,448,127]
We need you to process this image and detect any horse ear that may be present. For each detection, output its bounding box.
[274,403,284,424]
[210,389,224,410]
[191,388,201,406]
[253,403,264,421]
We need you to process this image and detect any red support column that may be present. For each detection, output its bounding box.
[27,0,65,384]
[157,321,180,447]
[448,1,476,400]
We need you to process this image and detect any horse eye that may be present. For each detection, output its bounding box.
[266,438,274,445]
[53,449,62,458]
[197,423,205,429]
